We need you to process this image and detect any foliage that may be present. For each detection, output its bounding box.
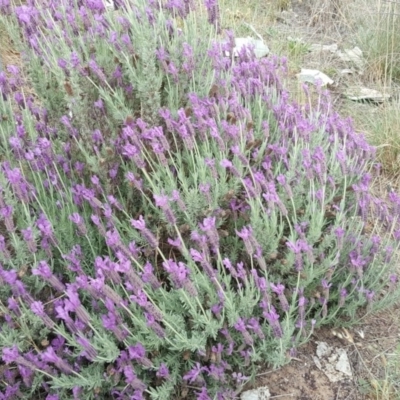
[0,0,399,399]
[355,0,400,83]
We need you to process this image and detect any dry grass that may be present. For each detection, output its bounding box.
[356,306,400,400]
[346,0,400,173]
[365,101,400,174]
[0,19,18,68]
[350,0,400,83]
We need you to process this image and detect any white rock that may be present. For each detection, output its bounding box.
[340,68,354,75]
[337,46,365,69]
[335,349,352,377]
[312,355,323,370]
[297,69,334,86]
[241,386,271,400]
[229,37,270,59]
[103,0,115,10]
[323,362,343,382]
[328,353,338,363]
[345,87,391,103]
[316,341,331,358]
[315,343,353,383]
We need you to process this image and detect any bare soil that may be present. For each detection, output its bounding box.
[242,305,400,399]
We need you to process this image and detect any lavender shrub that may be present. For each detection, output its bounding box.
[0,0,399,399]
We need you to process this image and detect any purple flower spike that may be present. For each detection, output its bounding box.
[223,258,238,279]
[123,365,146,390]
[141,261,161,290]
[105,228,121,249]
[131,216,158,248]
[126,172,143,191]
[264,306,283,338]
[334,226,345,248]
[88,59,107,83]
[190,248,216,280]
[204,0,220,31]
[76,337,97,361]
[247,317,265,340]
[32,261,65,292]
[154,193,176,224]
[128,343,152,368]
[0,235,11,259]
[156,363,169,379]
[270,283,290,312]
[69,212,87,236]
[365,290,375,309]
[128,343,146,360]
[2,344,37,372]
[145,312,165,338]
[36,213,57,245]
[389,274,398,292]
[196,387,212,400]
[204,158,218,179]
[234,317,254,345]
[232,371,248,384]
[338,288,348,308]
[31,301,55,329]
[1,205,14,231]
[41,346,73,374]
[122,144,145,168]
[162,259,198,296]
[199,216,220,251]
[183,362,205,384]
[21,227,37,253]
[199,182,212,204]
[2,345,19,364]
[131,215,146,230]
[286,240,305,271]
[171,189,187,211]
[220,159,240,177]
[236,226,259,256]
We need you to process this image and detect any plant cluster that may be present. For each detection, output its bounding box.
[0,0,399,399]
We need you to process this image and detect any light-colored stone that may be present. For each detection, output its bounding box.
[314,342,353,383]
[241,386,271,400]
[103,0,115,10]
[312,355,323,370]
[233,38,270,59]
[340,69,354,75]
[316,341,331,358]
[335,349,352,377]
[337,46,365,69]
[297,69,334,86]
[328,353,338,364]
[345,87,391,103]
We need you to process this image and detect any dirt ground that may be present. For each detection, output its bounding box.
[241,305,400,399]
